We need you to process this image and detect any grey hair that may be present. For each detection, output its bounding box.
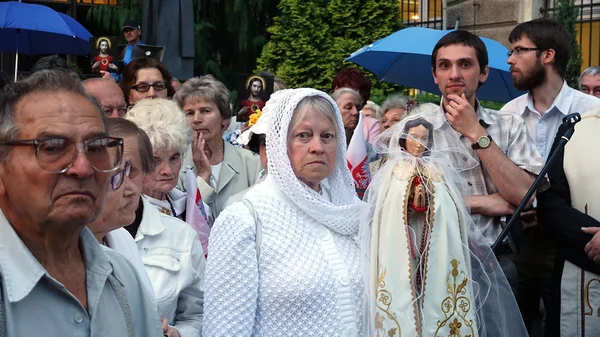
[126,98,190,156]
[173,75,232,118]
[579,65,600,88]
[380,94,410,119]
[0,70,106,163]
[330,87,363,107]
[107,118,155,174]
[288,95,338,139]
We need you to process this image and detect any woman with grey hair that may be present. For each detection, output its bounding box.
[331,87,380,145]
[126,98,205,337]
[370,94,416,174]
[378,93,412,132]
[173,75,261,218]
[203,89,365,336]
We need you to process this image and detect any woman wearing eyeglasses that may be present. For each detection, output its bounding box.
[120,56,174,106]
[87,119,155,299]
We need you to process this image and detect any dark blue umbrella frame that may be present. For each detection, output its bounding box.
[346,27,525,103]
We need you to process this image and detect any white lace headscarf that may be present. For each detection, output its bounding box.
[264,88,364,236]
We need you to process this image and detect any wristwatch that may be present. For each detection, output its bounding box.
[472,134,492,150]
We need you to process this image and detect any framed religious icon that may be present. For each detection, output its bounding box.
[235,73,274,122]
[89,36,119,75]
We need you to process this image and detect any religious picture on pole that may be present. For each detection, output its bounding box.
[236,73,274,122]
[89,36,119,75]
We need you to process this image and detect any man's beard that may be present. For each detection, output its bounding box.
[513,61,546,91]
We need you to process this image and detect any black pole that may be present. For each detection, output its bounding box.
[491,113,582,251]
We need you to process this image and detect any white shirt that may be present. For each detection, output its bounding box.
[210,162,222,189]
[501,81,600,160]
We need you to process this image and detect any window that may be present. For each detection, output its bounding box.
[544,0,600,71]
[399,0,444,29]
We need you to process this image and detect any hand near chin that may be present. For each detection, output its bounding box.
[192,131,211,184]
[444,93,482,141]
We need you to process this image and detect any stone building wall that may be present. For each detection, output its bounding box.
[445,0,545,47]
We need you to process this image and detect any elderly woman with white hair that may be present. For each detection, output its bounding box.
[369,94,416,174]
[173,75,262,219]
[203,89,365,336]
[126,98,205,337]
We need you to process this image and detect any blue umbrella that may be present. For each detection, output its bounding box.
[346,27,525,103]
[0,1,92,55]
[0,1,93,81]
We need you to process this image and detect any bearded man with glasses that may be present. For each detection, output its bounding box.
[0,70,163,337]
[501,18,600,336]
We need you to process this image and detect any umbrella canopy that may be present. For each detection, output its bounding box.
[346,27,525,103]
[0,1,92,55]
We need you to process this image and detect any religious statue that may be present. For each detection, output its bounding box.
[92,38,118,73]
[361,104,528,337]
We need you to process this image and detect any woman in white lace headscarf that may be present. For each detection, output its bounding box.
[203,88,366,336]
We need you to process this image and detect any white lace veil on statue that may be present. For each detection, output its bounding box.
[359,103,528,336]
[263,88,364,236]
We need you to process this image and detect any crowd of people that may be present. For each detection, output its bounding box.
[1,17,600,337]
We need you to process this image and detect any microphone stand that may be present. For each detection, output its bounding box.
[491,113,582,252]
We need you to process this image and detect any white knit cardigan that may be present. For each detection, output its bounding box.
[202,180,363,336]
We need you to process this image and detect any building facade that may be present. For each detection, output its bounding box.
[400,0,599,71]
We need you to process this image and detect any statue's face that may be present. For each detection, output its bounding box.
[405,125,429,157]
[100,41,108,53]
[251,80,263,97]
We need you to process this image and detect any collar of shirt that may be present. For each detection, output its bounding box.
[524,80,573,117]
[0,210,113,303]
[135,196,168,241]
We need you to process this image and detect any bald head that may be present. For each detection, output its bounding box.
[83,78,127,118]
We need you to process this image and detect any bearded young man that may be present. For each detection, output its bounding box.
[501,18,600,335]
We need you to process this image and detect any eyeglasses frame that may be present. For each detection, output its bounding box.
[0,137,124,174]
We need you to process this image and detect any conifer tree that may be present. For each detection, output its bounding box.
[554,0,583,88]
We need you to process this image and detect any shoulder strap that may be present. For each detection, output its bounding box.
[242,199,262,259]
[107,273,135,337]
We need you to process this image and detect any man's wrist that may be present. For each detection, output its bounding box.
[467,125,488,143]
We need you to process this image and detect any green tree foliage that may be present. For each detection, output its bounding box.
[86,0,141,42]
[257,0,405,95]
[554,0,583,88]
[256,0,333,90]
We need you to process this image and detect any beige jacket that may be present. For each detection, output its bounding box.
[178,141,262,219]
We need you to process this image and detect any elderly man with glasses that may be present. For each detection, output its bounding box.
[0,70,163,337]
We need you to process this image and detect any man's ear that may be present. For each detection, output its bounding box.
[543,49,556,67]
[479,65,490,83]
[432,67,439,85]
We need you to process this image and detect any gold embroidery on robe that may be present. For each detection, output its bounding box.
[375,267,402,336]
[434,259,474,337]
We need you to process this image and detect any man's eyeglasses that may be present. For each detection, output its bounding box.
[111,161,132,190]
[131,82,168,93]
[507,47,542,57]
[0,137,123,173]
